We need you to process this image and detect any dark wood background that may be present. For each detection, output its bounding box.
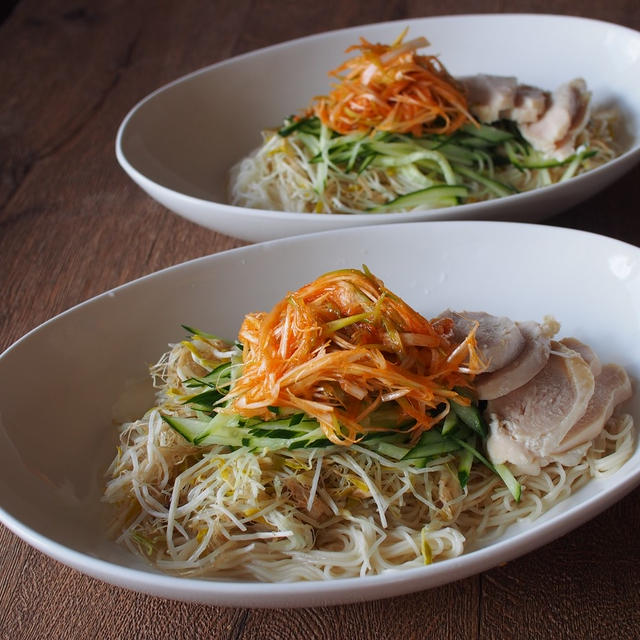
[1,1,639,638]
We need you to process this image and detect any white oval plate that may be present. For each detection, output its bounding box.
[1,221,639,607]
[116,14,640,242]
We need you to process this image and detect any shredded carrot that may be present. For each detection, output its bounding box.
[224,267,486,445]
[308,29,476,137]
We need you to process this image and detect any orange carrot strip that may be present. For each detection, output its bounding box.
[222,267,485,445]
[307,33,475,136]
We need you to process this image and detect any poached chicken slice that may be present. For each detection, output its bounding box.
[559,337,602,376]
[458,76,548,124]
[508,84,549,124]
[486,341,595,470]
[552,363,631,454]
[438,310,525,373]
[458,74,592,160]
[458,74,518,123]
[475,321,551,400]
[519,78,592,160]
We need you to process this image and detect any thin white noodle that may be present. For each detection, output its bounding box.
[307,452,324,512]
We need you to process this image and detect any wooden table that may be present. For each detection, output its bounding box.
[1,1,639,638]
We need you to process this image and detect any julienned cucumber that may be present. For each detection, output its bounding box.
[494,463,522,502]
[450,399,488,437]
[162,414,213,444]
[162,352,520,500]
[272,115,594,216]
[504,141,597,169]
[452,164,516,198]
[459,122,515,144]
[368,184,468,212]
[457,437,476,488]
[161,412,326,449]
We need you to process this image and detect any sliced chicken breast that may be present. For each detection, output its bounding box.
[559,337,602,376]
[459,76,548,125]
[486,341,595,463]
[507,85,549,124]
[438,310,525,373]
[459,74,517,123]
[552,363,632,453]
[475,321,551,400]
[519,78,592,160]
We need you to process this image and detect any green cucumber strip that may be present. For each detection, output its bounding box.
[368,145,457,184]
[402,439,460,460]
[248,428,308,439]
[345,139,365,172]
[288,437,332,450]
[559,149,597,182]
[450,399,487,437]
[433,142,483,165]
[278,116,301,137]
[368,184,468,213]
[448,436,521,502]
[278,115,320,137]
[504,141,595,170]
[161,414,211,443]
[460,123,514,143]
[371,440,410,460]
[457,436,476,488]
[199,361,233,383]
[172,407,329,451]
[181,325,225,341]
[441,411,460,435]
[417,429,449,445]
[183,388,226,410]
[453,163,517,198]
[266,405,285,416]
[247,422,319,438]
[447,436,494,469]
[457,136,496,149]
[243,429,328,451]
[395,164,435,190]
[367,140,423,156]
[193,412,244,445]
[246,416,313,432]
[494,463,522,502]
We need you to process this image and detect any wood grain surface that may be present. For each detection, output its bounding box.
[1,1,639,638]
